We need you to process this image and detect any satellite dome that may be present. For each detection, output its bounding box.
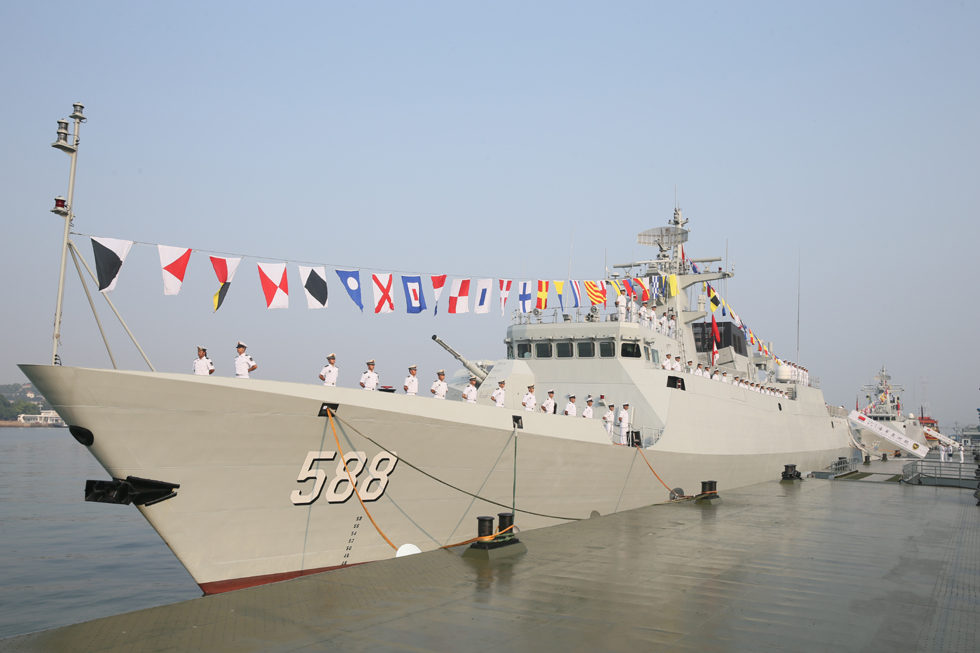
[775,366,792,383]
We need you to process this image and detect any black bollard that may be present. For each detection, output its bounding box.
[864,455,871,464]
[781,464,802,481]
[695,480,721,505]
[476,516,494,538]
[497,512,514,534]
[881,453,887,462]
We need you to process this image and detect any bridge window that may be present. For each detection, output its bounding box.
[577,341,595,358]
[535,342,553,359]
[599,341,615,358]
[556,342,574,358]
[621,342,641,358]
[517,343,531,359]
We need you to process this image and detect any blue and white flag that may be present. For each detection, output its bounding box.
[651,276,660,298]
[474,278,492,314]
[401,275,427,314]
[335,269,363,311]
[570,280,582,308]
[519,281,533,313]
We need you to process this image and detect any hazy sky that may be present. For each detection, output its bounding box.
[1,2,977,428]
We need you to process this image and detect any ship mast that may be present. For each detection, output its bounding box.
[49,103,86,365]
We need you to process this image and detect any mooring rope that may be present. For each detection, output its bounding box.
[328,410,398,550]
[633,444,696,501]
[331,411,583,521]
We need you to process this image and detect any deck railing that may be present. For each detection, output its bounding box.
[902,460,980,487]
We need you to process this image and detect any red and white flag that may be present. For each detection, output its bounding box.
[431,275,447,315]
[712,340,719,366]
[499,279,512,315]
[373,273,394,314]
[449,278,470,314]
[258,262,289,309]
[157,245,192,296]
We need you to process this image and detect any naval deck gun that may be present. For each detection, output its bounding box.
[431,335,488,384]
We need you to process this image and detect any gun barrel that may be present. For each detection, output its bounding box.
[431,335,488,382]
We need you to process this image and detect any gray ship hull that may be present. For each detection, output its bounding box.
[21,364,851,593]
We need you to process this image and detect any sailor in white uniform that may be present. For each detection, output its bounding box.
[686,360,696,374]
[602,402,615,438]
[619,403,631,446]
[359,359,379,390]
[541,390,556,415]
[722,371,730,383]
[668,316,676,338]
[319,353,339,386]
[662,354,673,370]
[671,357,682,372]
[712,370,721,381]
[582,396,594,419]
[564,394,577,417]
[959,445,965,464]
[694,363,704,377]
[403,365,419,395]
[522,386,537,412]
[234,342,256,379]
[490,380,506,407]
[430,370,448,399]
[193,347,214,375]
[659,312,668,334]
[616,293,627,322]
[462,377,478,403]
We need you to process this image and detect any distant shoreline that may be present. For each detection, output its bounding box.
[0,421,61,428]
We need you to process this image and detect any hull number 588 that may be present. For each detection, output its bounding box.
[290,451,398,505]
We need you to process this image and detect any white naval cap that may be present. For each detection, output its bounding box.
[327,353,336,359]
[437,369,445,375]
[236,341,247,348]
[366,359,376,365]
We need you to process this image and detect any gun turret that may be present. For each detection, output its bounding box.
[431,335,488,383]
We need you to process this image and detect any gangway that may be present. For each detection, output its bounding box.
[848,410,927,459]
[922,426,960,449]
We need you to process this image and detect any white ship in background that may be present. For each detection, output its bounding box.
[22,205,853,594]
[851,368,926,455]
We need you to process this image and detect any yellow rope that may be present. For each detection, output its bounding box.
[328,410,398,550]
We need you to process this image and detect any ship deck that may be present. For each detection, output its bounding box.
[4,456,978,653]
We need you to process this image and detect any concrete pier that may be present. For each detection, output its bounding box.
[3,462,978,652]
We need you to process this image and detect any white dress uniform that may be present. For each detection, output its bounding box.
[564,402,577,417]
[661,357,672,370]
[602,408,615,437]
[360,370,379,390]
[960,447,965,463]
[522,392,537,412]
[713,373,721,381]
[193,357,214,375]
[430,380,448,399]
[694,367,704,377]
[722,374,730,383]
[403,375,419,395]
[668,317,676,338]
[234,353,255,379]
[541,398,556,414]
[671,359,682,372]
[320,364,339,386]
[618,408,630,445]
[616,294,626,321]
[659,314,668,334]
[462,385,477,403]
[491,387,506,407]
[582,405,593,419]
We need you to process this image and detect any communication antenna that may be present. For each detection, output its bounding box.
[796,247,801,364]
[567,227,574,282]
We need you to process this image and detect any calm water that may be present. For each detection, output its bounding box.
[0,428,199,640]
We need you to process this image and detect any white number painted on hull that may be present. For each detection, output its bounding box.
[290,450,398,505]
